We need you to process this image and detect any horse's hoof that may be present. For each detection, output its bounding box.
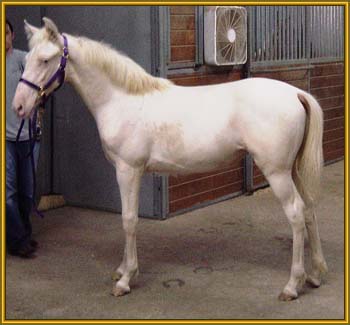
[306,275,321,288]
[111,271,123,281]
[112,284,130,297]
[278,291,298,302]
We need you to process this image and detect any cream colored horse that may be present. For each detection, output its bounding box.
[13,18,328,300]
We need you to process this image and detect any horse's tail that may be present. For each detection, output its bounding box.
[293,92,324,208]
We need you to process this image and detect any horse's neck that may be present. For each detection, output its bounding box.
[66,36,129,117]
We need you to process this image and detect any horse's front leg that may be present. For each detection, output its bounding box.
[112,159,143,297]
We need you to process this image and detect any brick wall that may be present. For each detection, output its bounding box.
[170,6,196,63]
[310,62,345,163]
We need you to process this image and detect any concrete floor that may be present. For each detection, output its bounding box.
[5,161,345,320]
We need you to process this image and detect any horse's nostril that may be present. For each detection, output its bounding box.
[17,105,25,117]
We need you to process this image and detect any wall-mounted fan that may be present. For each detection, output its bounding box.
[204,6,247,66]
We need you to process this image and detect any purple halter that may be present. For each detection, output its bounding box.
[19,34,69,105]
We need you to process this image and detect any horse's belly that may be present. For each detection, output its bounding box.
[146,138,243,175]
[146,156,233,175]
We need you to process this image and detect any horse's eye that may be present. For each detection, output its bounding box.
[44,59,49,64]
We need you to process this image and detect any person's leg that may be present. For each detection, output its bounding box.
[18,141,40,243]
[6,141,34,256]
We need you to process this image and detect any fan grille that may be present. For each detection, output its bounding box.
[215,7,247,65]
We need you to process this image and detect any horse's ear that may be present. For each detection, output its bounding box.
[24,19,39,40]
[42,17,59,41]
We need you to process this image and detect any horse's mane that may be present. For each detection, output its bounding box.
[77,36,173,95]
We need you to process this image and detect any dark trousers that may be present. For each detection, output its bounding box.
[6,140,40,251]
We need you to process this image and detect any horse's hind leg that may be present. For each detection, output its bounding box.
[265,171,307,301]
[305,211,328,287]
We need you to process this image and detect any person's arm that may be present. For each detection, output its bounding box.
[19,50,27,73]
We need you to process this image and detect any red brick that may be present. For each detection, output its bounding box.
[324,148,344,162]
[311,85,344,100]
[170,6,195,15]
[171,46,196,62]
[318,96,344,110]
[170,15,195,30]
[310,75,344,89]
[251,69,308,82]
[171,30,195,46]
[323,106,344,120]
[311,63,344,77]
[324,117,344,131]
[323,128,344,143]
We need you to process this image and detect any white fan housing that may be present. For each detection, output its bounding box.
[204,6,247,66]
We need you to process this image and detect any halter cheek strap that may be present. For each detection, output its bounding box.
[41,35,69,92]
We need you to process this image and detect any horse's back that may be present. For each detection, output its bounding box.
[149,77,306,117]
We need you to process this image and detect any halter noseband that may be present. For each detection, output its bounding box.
[19,34,69,105]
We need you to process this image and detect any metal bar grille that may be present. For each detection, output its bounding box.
[250,5,344,66]
[309,5,344,61]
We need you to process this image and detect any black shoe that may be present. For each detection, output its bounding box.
[9,243,36,259]
[30,239,39,249]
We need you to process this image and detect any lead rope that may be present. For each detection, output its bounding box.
[15,106,44,218]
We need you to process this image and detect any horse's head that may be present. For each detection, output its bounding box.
[13,17,66,118]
